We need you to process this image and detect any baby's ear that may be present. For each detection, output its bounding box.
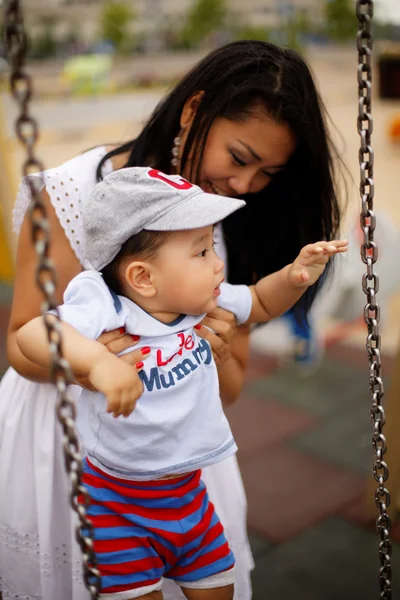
[125,261,157,298]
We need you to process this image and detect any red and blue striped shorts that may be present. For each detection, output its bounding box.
[82,459,235,597]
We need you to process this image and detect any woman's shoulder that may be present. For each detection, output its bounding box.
[13,146,112,265]
[42,145,110,186]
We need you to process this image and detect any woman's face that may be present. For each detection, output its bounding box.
[181,110,297,198]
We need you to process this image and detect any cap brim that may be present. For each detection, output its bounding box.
[145,191,245,232]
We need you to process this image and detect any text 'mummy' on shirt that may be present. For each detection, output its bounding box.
[57,270,252,480]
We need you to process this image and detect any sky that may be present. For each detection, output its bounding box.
[375,0,400,24]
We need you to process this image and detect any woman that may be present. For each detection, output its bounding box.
[0,40,342,600]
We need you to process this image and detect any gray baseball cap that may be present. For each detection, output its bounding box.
[83,167,246,270]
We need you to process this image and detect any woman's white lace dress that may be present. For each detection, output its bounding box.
[0,147,254,600]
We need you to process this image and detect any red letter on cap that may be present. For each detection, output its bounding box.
[147,169,193,190]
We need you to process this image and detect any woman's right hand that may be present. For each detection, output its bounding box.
[75,328,150,391]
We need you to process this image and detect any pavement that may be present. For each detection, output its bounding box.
[230,347,400,599]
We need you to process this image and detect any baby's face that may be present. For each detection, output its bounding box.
[151,225,225,316]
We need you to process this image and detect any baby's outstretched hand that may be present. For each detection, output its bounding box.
[289,240,348,287]
[89,354,144,418]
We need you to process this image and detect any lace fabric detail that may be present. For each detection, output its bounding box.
[72,559,85,585]
[0,590,41,600]
[12,147,112,267]
[0,524,84,593]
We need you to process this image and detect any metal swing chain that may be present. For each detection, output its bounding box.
[3,1,101,597]
[356,1,392,598]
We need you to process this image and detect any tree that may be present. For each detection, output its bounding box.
[324,0,357,42]
[281,10,312,52]
[31,16,58,59]
[180,0,227,48]
[232,25,270,43]
[374,20,399,41]
[99,1,133,51]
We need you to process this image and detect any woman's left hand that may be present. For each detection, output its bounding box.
[195,307,237,366]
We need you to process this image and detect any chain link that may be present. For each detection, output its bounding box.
[356,1,392,597]
[3,1,101,596]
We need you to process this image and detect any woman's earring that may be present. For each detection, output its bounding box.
[171,134,181,167]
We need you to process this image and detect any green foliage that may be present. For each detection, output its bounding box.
[280,10,312,52]
[180,0,227,48]
[374,21,399,41]
[232,25,270,43]
[30,17,58,59]
[230,9,311,52]
[99,1,134,51]
[292,9,312,37]
[324,0,357,42]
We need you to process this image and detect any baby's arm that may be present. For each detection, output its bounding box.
[18,315,110,376]
[247,240,348,324]
[17,316,142,418]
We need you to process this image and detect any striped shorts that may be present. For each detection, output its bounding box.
[82,459,235,598]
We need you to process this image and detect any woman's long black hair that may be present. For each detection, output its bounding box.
[97,40,343,320]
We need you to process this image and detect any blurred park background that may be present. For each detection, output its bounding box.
[1,0,400,598]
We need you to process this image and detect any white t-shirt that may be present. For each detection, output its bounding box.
[58,270,252,480]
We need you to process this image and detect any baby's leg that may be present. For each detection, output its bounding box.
[168,475,236,600]
[104,587,163,600]
[181,584,234,600]
[175,567,235,600]
[127,592,164,600]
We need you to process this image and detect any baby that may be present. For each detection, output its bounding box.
[17,167,347,600]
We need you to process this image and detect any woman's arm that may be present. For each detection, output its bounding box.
[7,189,82,381]
[7,188,147,384]
[217,324,250,406]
